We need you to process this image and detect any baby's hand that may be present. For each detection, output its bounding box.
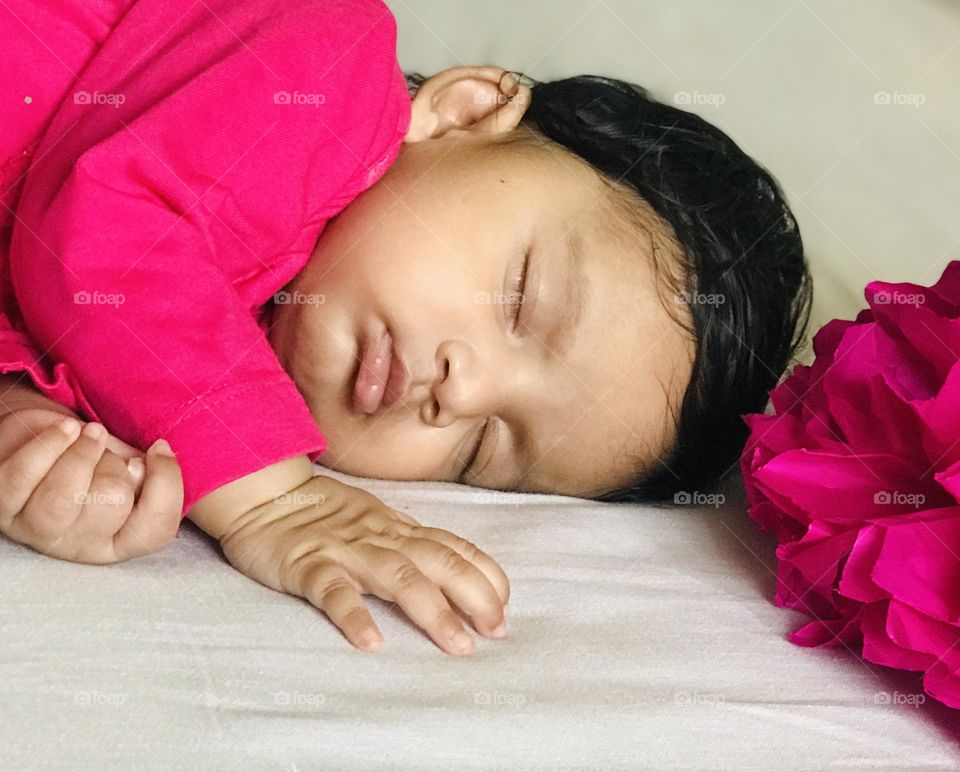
[218,476,509,656]
[0,408,183,564]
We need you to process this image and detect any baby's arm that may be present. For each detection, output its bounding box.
[187,459,509,656]
[0,373,182,563]
[8,0,408,516]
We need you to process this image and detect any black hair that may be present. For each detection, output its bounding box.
[405,71,812,503]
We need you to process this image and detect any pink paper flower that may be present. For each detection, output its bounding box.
[741,260,960,709]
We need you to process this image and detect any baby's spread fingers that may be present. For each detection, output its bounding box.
[409,526,510,608]
[112,439,182,559]
[398,537,506,639]
[355,545,475,657]
[296,558,383,652]
[0,417,82,531]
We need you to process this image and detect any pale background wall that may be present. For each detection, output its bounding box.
[386,0,960,358]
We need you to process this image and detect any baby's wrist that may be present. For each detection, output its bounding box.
[186,454,314,541]
[219,474,351,547]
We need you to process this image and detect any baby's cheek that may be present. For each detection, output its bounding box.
[320,421,443,481]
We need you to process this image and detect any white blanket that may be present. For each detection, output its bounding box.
[2,469,960,768]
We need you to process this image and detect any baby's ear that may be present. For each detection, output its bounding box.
[404,66,531,142]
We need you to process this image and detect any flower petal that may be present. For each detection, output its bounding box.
[837,525,886,603]
[870,509,960,624]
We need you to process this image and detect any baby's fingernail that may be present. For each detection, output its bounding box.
[489,622,507,639]
[149,438,174,457]
[126,457,145,483]
[57,417,81,437]
[82,422,105,441]
[450,631,473,655]
[360,632,383,652]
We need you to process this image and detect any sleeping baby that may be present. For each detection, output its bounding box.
[0,0,811,656]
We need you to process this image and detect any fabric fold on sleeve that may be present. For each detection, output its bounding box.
[7,0,410,515]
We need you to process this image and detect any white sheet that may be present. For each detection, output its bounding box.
[2,470,960,768]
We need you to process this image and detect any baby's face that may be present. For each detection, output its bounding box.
[269,130,694,497]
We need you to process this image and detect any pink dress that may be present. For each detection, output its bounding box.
[0,0,412,514]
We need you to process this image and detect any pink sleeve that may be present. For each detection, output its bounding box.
[7,0,410,515]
